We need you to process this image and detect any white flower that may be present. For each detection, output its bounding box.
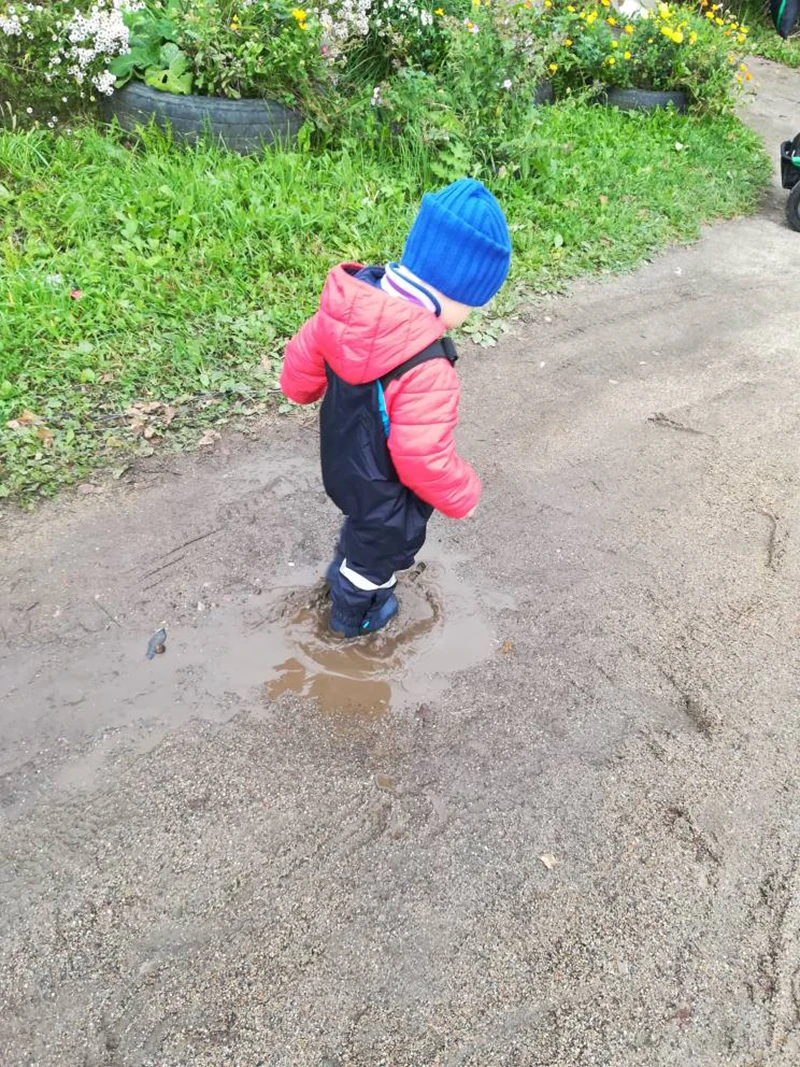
[93,69,116,95]
[502,79,512,90]
[0,13,23,34]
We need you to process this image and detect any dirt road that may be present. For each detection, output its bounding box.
[2,60,800,1066]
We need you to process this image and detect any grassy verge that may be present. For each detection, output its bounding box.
[1,103,770,504]
[727,0,800,68]
[750,27,800,67]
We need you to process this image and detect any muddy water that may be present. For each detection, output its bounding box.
[0,547,497,758]
[261,557,494,719]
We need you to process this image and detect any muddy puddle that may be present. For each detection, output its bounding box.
[258,556,494,720]
[1,548,499,756]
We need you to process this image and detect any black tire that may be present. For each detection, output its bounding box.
[787,183,800,233]
[603,87,688,113]
[102,80,303,154]
[533,80,555,106]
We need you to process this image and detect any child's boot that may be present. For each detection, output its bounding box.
[329,567,398,638]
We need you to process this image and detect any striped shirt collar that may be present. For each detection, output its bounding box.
[379,262,441,317]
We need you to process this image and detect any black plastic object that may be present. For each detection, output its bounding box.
[604,87,688,113]
[780,134,800,190]
[102,80,303,154]
[787,185,800,232]
[771,0,799,39]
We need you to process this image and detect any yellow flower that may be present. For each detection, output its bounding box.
[715,16,724,25]
[544,0,552,7]
[299,21,307,29]
[607,16,616,24]
[739,62,747,72]
[624,23,634,33]
[291,8,307,20]
[549,62,559,72]
[587,10,597,24]
[434,5,444,12]
[705,10,713,18]
[672,29,683,42]
[746,72,752,81]
[737,32,746,43]
[567,3,576,9]
[601,0,610,7]
[624,50,631,59]
[606,55,616,65]
[610,40,619,48]
[565,38,573,46]
[689,31,697,43]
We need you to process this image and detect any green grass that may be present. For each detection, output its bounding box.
[725,0,800,67]
[0,103,770,503]
[750,25,800,67]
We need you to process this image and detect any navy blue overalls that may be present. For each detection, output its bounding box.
[320,277,458,630]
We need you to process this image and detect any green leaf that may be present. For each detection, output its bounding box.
[144,64,194,96]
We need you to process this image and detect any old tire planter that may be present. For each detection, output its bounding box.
[603,87,687,113]
[533,80,555,106]
[102,80,303,154]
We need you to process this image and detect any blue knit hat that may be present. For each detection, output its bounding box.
[401,178,511,307]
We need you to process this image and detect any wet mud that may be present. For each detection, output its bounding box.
[262,558,495,720]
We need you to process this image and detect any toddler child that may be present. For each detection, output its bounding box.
[280,177,511,637]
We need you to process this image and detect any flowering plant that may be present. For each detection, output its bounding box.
[543,0,750,111]
[0,1,137,116]
[110,0,328,103]
[318,0,449,79]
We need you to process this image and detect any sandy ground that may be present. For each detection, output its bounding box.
[2,59,800,1067]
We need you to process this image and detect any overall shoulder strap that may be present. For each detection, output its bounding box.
[379,336,458,390]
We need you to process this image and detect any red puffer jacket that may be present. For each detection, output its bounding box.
[280,264,481,519]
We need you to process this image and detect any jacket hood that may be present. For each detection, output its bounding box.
[314,264,445,385]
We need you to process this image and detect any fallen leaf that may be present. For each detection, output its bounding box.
[6,409,41,429]
[36,426,54,448]
[539,853,560,871]
[599,194,609,205]
[162,405,177,426]
[143,425,157,440]
[500,639,515,655]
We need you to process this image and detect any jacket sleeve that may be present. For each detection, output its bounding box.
[280,313,327,405]
[385,358,481,519]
